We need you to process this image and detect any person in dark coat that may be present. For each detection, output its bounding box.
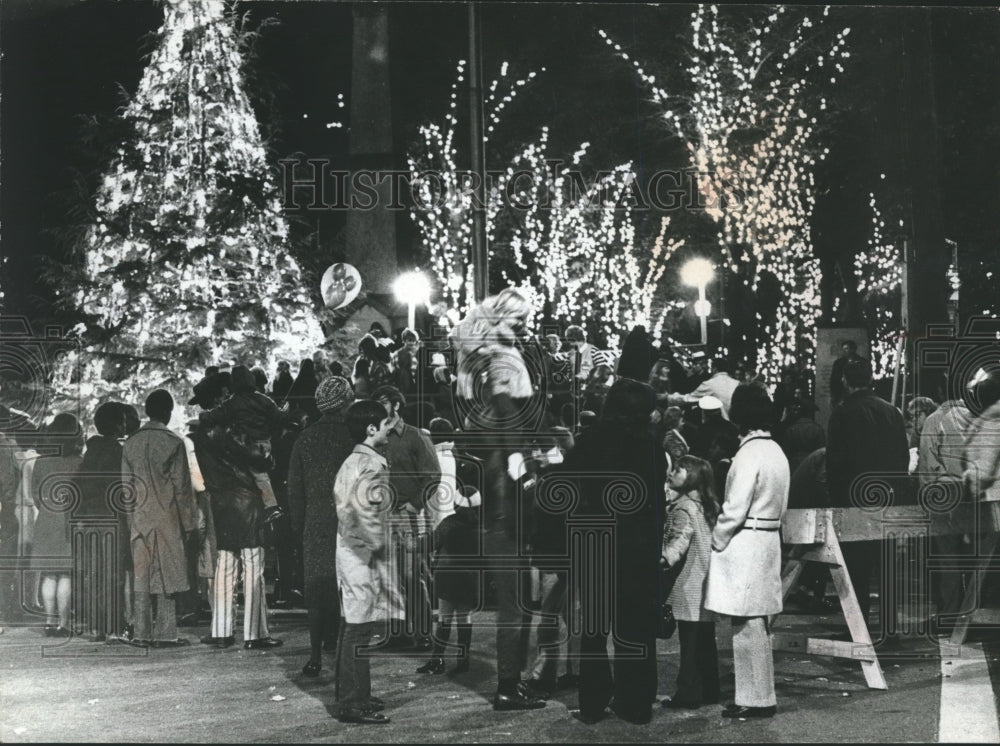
[690,396,739,461]
[616,325,657,383]
[31,414,85,637]
[352,334,393,400]
[73,402,127,640]
[416,486,482,676]
[564,378,667,725]
[271,360,295,405]
[199,365,289,517]
[286,358,320,423]
[826,358,909,635]
[192,398,280,650]
[829,340,866,408]
[286,376,356,676]
[778,399,826,475]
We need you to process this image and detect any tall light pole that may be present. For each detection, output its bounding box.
[393,271,431,331]
[469,3,488,303]
[681,258,715,346]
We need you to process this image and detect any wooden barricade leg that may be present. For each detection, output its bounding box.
[825,522,887,690]
[775,511,887,690]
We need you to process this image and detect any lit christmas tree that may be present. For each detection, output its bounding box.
[54,0,322,407]
[603,6,851,383]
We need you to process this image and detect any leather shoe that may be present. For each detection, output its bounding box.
[492,683,546,711]
[523,678,554,700]
[244,637,283,650]
[302,659,322,677]
[336,707,390,724]
[722,704,776,719]
[152,638,191,649]
[416,657,445,674]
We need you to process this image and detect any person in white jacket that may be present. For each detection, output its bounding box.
[704,383,789,719]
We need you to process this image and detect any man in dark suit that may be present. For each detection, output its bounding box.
[826,358,909,636]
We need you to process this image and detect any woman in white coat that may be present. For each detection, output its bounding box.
[704,383,790,719]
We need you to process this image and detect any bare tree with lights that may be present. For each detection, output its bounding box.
[407,62,684,350]
[603,5,851,381]
[854,192,904,381]
[51,0,323,407]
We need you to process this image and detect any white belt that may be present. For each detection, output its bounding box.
[743,516,781,531]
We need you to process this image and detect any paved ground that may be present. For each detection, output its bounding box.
[2,603,991,744]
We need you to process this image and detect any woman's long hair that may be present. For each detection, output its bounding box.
[673,454,721,526]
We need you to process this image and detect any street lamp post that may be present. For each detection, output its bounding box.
[681,258,715,346]
[393,271,431,330]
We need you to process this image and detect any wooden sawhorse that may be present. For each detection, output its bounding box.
[778,504,994,689]
[776,508,888,690]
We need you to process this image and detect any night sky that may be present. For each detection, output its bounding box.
[2,1,998,329]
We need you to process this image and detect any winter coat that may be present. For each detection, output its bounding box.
[432,506,481,609]
[704,432,789,618]
[271,370,295,405]
[662,492,714,622]
[75,436,124,518]
[200,369,286,442]
[788,447,829,509]
[384,420,441,512]
[391,347,420,397]
[286,412,354,598]
[563,424,666,638]
[779,417,826,476]
[961,400,1000,500]
[334,444,405,624]
[122,421,196,594]
[30,454,84,561]
[190,428,262,553]
[826,388,910,507]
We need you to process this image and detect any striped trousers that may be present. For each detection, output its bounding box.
[211,548,269,642]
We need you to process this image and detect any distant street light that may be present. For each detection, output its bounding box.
[681,258,715,346]
[393,271,431,330]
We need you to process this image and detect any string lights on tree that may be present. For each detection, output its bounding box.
[408,63,684,351]
[603,5,851,383]
[50,0,323,410]
[855,191,904,380]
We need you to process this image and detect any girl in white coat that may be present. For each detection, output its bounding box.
[704,383,790,719]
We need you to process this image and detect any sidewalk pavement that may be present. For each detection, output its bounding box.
[0,607,952,743]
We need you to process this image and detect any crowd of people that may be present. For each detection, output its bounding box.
[1,288,998,727]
